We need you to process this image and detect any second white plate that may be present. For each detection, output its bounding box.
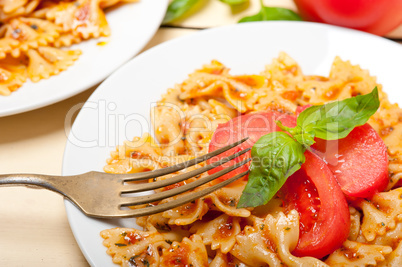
[0,0,168,117]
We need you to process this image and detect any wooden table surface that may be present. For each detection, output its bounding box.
[0,0,401,266]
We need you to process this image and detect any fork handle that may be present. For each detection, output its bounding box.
[0,174,66,196]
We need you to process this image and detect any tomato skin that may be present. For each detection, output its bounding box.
[207,112,296,180]
[313,124,389,198]
[282,151,350,258]
[294,0,402,35]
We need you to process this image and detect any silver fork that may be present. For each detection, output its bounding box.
[0,138,250,218]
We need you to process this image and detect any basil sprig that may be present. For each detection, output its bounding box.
[238,87,380,208]
[238,0,301,23]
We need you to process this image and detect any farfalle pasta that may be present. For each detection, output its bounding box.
[0,0,41,21]
[0,55,27,95]
[102,53,402,266]
[325,241,392,266]
[190,214,241,254]
[0,0,138,96]
[42,0,111,39]
[358,188,402,242]
[26,46,81,82]
[101,226,169,267]
[1,17,62,57]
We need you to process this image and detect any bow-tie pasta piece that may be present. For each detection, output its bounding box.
[0,0,41,22]
[160,235,209,267]
[0,55,27,95]
[230,211,328,267]
[26,46,80,82]
[104,133,162,174]
[160,191,209,226]
[325,240,392,266]
[1,17,61,57]
[358,188,402,242]
[190,214,241,254]
[101,227,170,267]
[205,179,251,218]
[0,0,39,14]
[44,0,110,39]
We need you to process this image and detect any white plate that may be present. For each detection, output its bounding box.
[62,21,402,266]
[0,0,168,117]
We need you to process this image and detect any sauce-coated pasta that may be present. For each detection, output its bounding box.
[102,53,402,266]
[0,0,138,96]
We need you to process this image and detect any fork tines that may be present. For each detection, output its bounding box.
[120,170,250,217]
[120,157,251,207]
[118,137,249,182]
[117,138,251,218]
[120,144,251,194]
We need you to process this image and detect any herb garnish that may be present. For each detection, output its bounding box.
[238,0,301,23]
[238,87,380,208]
[162,0,299,25]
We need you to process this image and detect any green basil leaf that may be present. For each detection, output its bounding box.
[297,87,380,140]
[292,130,316,146]
[276,122,316,146]
[219,0,248,5]
[237,132,305,208]
[239,6,302,23]
[162,0,200,24]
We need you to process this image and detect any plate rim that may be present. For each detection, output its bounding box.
[115,20,402,72]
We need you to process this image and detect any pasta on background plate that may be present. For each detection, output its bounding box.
[102,53,402,266]
[0,0,138,96]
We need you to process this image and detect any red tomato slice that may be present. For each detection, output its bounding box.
[281,151,350,258]
[313,124,388,198]
[207,112,296,180]
[297,105,388,198]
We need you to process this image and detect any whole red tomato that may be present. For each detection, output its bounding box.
[294,0,402,35]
